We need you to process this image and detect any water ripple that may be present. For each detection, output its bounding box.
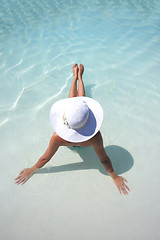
[0,118,9,127]
[10,88,25,110]
[4,59,23,74]
[34,73,72,111]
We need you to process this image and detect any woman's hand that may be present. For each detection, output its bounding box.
[114,176,130,195]
[15,167,36,185]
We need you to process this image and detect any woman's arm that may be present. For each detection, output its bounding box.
[15,133,59,185]
[34,133,59,169]
[93,132,130,195]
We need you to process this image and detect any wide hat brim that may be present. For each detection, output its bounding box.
[50,97,103,143]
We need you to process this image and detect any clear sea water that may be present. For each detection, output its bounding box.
[0,1,160,240]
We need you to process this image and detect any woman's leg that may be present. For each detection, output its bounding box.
[78,64,85,96]
[68,64,78,98]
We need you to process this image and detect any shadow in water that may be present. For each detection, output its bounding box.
[104,145,134,175]
[36,145,134,176]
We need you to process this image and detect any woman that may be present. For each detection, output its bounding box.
[15,64,130,195]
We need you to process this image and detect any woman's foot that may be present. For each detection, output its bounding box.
[72,64,78,79]
[78,64,84,79]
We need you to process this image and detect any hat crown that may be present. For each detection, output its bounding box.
[65,99,89,129]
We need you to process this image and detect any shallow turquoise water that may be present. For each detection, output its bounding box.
[0,0,159,153]
[1,0,160,144]
[0,1,160,240]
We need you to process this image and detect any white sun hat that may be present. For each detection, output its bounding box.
[50,97,103,143]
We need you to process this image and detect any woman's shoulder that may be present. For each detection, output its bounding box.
[86,131,103,148]
[52,132,67,146]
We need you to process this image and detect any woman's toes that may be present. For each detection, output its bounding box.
[78,64,84,76]
[73,63,78,68]
[72,63,78,77]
